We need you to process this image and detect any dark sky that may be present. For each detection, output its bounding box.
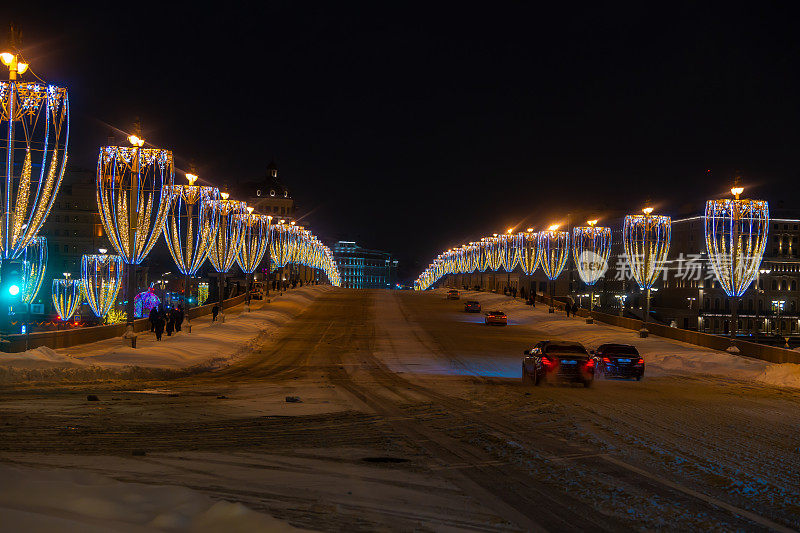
[8,3,800,281]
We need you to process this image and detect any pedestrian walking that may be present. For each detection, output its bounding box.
[149,307,158,332]
[165,310,175,336]
[174,306,184,332]
[212,304,219,321]
[154,314,165,341]
[565,304,570,317]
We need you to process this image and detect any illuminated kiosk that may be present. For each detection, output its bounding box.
[573,220,612,324]
[623,206,671,338]
[704,184,769,351]
[538,225,570,313]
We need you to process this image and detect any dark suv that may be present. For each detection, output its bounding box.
[592,344,644,380]
[522,340,594,387]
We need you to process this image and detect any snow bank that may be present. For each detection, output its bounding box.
[442,289,800,388]
[0,286,334,374]
[0,463,302,532]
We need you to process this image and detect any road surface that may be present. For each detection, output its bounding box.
[1,288,799,531]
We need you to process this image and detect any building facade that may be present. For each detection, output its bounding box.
[245,160,296,219]
[333,241,397,289]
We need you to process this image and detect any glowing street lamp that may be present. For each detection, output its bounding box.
[623,205,671,337]
[573,220,612,324]
[97,124,174,345]
[237,209,271,312]
[539,224,570,313]
[208,192,246,322]
[705,183,769,348]
[0,54,69,260]
[163,172,220,331]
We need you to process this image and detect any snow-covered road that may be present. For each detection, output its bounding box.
[1,288,799,531]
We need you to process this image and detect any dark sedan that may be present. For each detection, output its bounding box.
[592,343,644,380]
[522,340,594,387]
[464,300,481,313]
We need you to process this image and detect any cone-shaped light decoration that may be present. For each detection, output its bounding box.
[52,277,82,321]
[163,179,220,276]
[237,211,271,274]
[623,207,671,291]
[705,187,769,298]
[20,236,47,304]
[477,238,491,272]
[270,220,294,269]
[0,60,69,259]
[519,229,541,275]
[539,225,570,281]
[499,230,520,273]
[487,234,501,271]
[573,220,612,286]
[81,253,124,318]
[96,145,174,265]
[623,206,671,336]
[208,192,247,273]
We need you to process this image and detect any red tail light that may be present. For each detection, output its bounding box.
[541,357,552,367]
[637,358,644,364]
[584,359,595,369]
[602,357,611,363]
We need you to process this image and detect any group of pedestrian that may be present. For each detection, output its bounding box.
[148,305,184,341]
[564,301,580,317]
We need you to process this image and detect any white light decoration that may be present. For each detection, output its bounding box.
[539,225,570,313]
[499,230,520,273]
[237,210,271,311]
[0,62,69,259]
[208,193,246,321]
[97,138,174,338]
[705,185,769,342]
[477,238,491,272]
[20,236,47,304]
[623,207,671,336]
[573,220,612,323]
[51,277,82,321]
[81,253,124,319]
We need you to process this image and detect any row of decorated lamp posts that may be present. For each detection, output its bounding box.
[0,52,339,344]
[416,186,769,342]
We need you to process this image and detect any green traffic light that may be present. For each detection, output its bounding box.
[8,284,19,296]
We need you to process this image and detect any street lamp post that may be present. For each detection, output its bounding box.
[623,206,672,338]
[208,192,246,323]
[539,225,570,314]
[96,127,174,347]
[237,209,270,313]
[573,220,612,324]
[754,268,771,343]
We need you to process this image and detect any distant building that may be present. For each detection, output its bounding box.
[245,160,296,219]
[333,241,398,289]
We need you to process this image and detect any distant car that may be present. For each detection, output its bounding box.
[485,311,507,325]
[464,300,481,313]
[522,340,594,387]
[592,343,644,380]
[446,289,460,300]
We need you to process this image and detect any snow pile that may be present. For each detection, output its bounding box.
[0,463,302,532]
[0,346,89,369]
[0,286,334,373]
[441,289,800,388]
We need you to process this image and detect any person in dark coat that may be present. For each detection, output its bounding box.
[174,306,184,332]
[212,304,219,321]
[573,302,580,317]
[165,310,175,336]
[149,307,158,332]
[154,314,165,340]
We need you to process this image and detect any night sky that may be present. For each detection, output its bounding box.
[8,3,800,281]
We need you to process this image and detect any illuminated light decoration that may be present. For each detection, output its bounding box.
[237,211,271,311]
[51,277,82,322]
[487,234,502,271]
[20,236,47,304]
[518,231,541,275]
[134,288,160,318]
[81,253,124,319]
[539,227,570,313]
[477,238,491,272]
[269,220,294,269]
[164,184,220,276]
[705,186,769,343]
[97,142,174,338]
[573,222,612,323]
[498,232,520,273]
[623,207,671,337]
[197,282,209,305]
[0,75,69,259]
[208,193,246,321]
